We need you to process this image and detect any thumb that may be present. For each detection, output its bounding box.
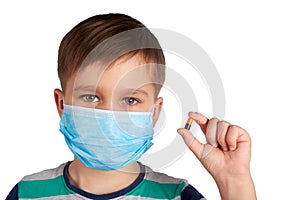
[177,128,196,147]
[177,128,214,160]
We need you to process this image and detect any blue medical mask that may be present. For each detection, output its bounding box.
[59,105,154,170]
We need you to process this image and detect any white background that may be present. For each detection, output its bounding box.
[1,1,300,199]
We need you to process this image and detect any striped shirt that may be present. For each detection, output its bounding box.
[6,162,205,199]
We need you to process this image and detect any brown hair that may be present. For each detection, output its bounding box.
[57,13,165,95]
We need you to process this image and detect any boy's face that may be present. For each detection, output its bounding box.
[55,54,163,122]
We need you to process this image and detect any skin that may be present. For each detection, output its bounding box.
[54,54,256,198]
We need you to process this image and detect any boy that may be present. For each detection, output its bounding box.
[6,13,256,199]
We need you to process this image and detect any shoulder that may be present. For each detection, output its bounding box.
[6,163,68,199]
[20,162,66,182]
[141,164,205,199]
[17,163,69,199]
[143,164,188,188]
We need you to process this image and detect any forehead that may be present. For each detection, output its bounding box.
[68,54,154,92]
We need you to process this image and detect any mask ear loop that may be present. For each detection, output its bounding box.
[149,104,159,126]
[149,104,157,113]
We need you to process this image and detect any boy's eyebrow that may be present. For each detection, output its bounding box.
[74,85,97,92]
[125,88,149,96]
[73,85,149,96]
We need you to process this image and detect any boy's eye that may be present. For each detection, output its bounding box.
[122,97,139,105]
[82,95,99,102]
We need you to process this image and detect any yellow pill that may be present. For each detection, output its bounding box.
[184,117,193,130]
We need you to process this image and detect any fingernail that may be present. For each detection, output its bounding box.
[229,146,235,151]
[189,112,199,120]
[189,112,197,116]
[177,128,185,136]
[222,146,228,152]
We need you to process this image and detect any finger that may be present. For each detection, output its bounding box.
[226,125,240,151]
[227,125,252,150]
[177,128,203,157]
[177,128,214,160]
[188,112,209,133]
[217,120,231,151]
[205,118,219,147]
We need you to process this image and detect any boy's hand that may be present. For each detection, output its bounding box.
[177,112,257,200]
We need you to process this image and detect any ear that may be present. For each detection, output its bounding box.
[152,97,163,126]
[54,88,64,117]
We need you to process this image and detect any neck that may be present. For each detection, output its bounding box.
[68,158,141,195]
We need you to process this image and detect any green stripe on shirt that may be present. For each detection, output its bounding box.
[125,179,186,199]
[18,175,75,198]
